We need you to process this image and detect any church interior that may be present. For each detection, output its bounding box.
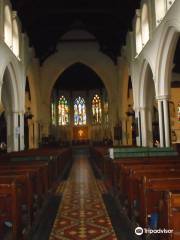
[0,0,180,239]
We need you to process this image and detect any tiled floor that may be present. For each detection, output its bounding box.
[49,155,117,240]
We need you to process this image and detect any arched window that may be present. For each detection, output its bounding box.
[177,103,180,121]
[155,0,165,26]
[92,94,102,124]
[135,17,142,55]
[141,4,149,46]
[74,97,86,125]
[12,19,19,57]
[4,5,12,48]
[58,96,69,126]
[51,103,56,125]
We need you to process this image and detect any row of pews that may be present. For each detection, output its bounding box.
[90,146,180,240]
[0,147,72,240]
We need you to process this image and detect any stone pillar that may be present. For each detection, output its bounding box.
[140,107,148,146]
[157,98,165,147]
[147,107,153,147]
[12,111,20,151]
[157,96,170,147]
[19,112,25,150]
[6,111,19,152]
[6,112,13,152]
[134,108,140,146]
[163,98,171,147]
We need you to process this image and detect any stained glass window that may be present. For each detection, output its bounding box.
[178,103,180,121]
[58,96,69,126]
[92,94,102,124]
[51,103,56,125]
[74,97,86,125]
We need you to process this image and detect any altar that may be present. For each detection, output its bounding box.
[73,126,89,140]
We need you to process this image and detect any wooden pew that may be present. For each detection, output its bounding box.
[113,161,180,200]
[159,191,180,240]
[0,170,34,224]
[127,169,180,217]
[0,162,49,195]
[0,165,44,196]
[91,147,180,238]
[0,147,72,239]
[139,177,180,228]
[0,177,21,240]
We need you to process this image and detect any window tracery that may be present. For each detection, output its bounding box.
[58,96,69,126]
[74,97,86,125]
[92,94,102,124]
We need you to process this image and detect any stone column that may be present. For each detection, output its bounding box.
[6,112,13,152]
[19,112,25,150]
[157,96,170,147]
[157,98,165,147]
[147,107,153,147]
[163,97,171,147]
[6,111,19,152]
[134,108,140,146]
[140,107,148,146]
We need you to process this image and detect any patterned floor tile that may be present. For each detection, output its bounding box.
[49,156,118,240]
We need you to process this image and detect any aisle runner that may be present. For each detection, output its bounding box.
[49,157,117,240]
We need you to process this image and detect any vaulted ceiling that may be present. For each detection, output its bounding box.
[10,0,141,63]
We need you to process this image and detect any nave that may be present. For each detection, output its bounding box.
[31,148,138,240]
[50,151,117,240]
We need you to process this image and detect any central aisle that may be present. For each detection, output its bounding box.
[49,154,117,240]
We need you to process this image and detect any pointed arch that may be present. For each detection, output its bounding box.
[139,60,156,107]
[156,26,179,96]
[1,63,19,112]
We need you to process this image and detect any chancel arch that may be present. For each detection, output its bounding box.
[40,41,117,142]
[50,62,111,145]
